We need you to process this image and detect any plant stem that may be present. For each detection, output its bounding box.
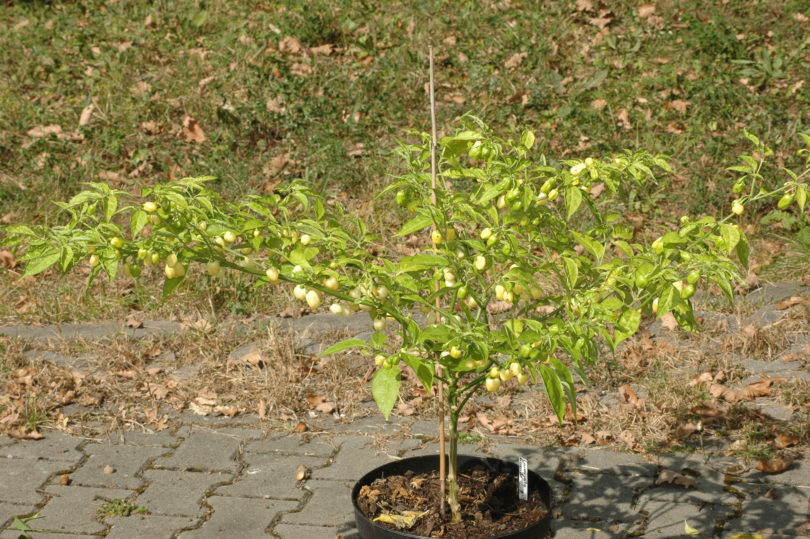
[446,382,461,522]
[428,45,447,518]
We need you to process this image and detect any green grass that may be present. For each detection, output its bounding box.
[1,0,809,321]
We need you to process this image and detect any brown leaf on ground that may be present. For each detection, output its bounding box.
[60,474,70,485]
[296,421,308,432]
[591,99,607,110]
[27,125,62,138]
[504,52,528,69]
[756,457,794,474]
[270,153,289,174]
[215,405,239,417]
[125,316,143,329]
[279,306,307,318]
[689,372,715,386]
[305,394,335,414]
[180,116,207,143]
[660,313,679,330]
[774,296,807,310]
[78,103,94,126]
[668,99,690,114]
[638,4,656,18]
[575,0,593,12]
[709,383,743,403]
[290,63,313,77]
[590,182,605,198]
[588,16,612,29]
[656,469,698,489]
[742,379,772,399]
[579,432,596,445]
[690,404,726,422]
[676,422,702,438]
[0,250,16,269]
[310,44,334,55]
[279,36,302,54]
[619,429,638,450]
[266,97,286,113]
[619,385,643,408]
[774,433,799,449]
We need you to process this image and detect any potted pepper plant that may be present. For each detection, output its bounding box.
[4,117,807,537]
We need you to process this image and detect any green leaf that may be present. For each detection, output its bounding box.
[520,130,536,150]
[397,254,448,273]
[395,214,433,237]
[796,185,807,212]
[162,276,183,299]
[565,186,582,219]
[130,210,148,237]
[104,195,118,222]
[571,231,605,261]
[289,247,319,267]
[370,331,386,348]
[684,521,700,536]
[59,245,74,272]
[320,338,369,357]
[548,357,577,420]
[656,284,681,319]
[538,364,565,424]
[22,250,61,277]
[613,308,641,347]
[400,354,433,394]
[735,234,749,268]
[372,367,401,421]
[720,224,741,253]
[562,257,578,289]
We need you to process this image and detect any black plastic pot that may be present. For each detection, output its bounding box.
[352,454,552,539]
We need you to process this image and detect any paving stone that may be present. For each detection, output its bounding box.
[136,470,232,517]
[564,448,658,478]
[179,496,297,538]
[69,443,168,489]
[0,458,70,504]
[728,482,810,535]
[2,431,83,462]
[0,502,36,530]
[245,434,335,457]
[280,479,354,527]
[105,514,197,539]
[550,518,626,536]
[103,428,179,448]
[30,485,132,534]
[629,499,724,536]
[560,471,648,523]
[274,523,352,539]
[216,453,326,500]
[311,436,400,481]
[153,429,241,472]
[740,459,810,487]
[0,321,181,342]
[0,532,95,539]
[489,443,562,479]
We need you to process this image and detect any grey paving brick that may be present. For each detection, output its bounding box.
[0,458,69,504]
[311,436,400,481]
[215,454,326,500]
[274,523,352,539]
[153,429,240,472]
[136,470,232,517]
[630,500,724,536]
[178,496,297,538]
[489,443,562,479]
[280,479,354,527]
[551,518,627,536]
[729,482,810,535]
[103,428,179,448]
[560,471,648,523]
[0,502,36,529]
[565,448,658,478]
[245,434,335,457]
[1,432,83,463]
[0,532,95,539]
[105,514,198,539]
[68,443,168,489]
[740,459,810,487]
[31,485,132,534]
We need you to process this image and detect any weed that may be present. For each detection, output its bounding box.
[97,499,146,518]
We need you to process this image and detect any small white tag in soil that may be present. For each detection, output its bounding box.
[518,457,528,500]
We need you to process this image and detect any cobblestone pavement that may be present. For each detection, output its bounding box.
[1,284,809,538]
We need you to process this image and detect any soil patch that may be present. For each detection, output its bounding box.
[356,464,548,538]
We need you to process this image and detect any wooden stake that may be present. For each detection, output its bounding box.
[428,46,446,516]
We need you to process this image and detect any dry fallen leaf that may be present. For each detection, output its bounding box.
[125,316,144,329]
[60,474,70,485]
[676,422,702,438]
[79,103,94,126]
[180,116,207,143]
[504,52,528,69]
[774,296,807,310]
[296,421,308,433]
[27,125,63,138]
[774,433,799,449]
[591,98,607,110]
[756,457,794,474]
[0,250,16,269]
[656,469,698,489]
[575,0,593,12]
[257,399,267,420]
[103,464,116,475]
[619,384,643,408]
[279,35,302,55]
[638,4,656,18]
[660,312,679,330]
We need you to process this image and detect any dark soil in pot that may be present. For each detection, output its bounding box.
[353,455,551,538]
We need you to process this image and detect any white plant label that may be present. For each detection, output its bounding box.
[518,457,528,500]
